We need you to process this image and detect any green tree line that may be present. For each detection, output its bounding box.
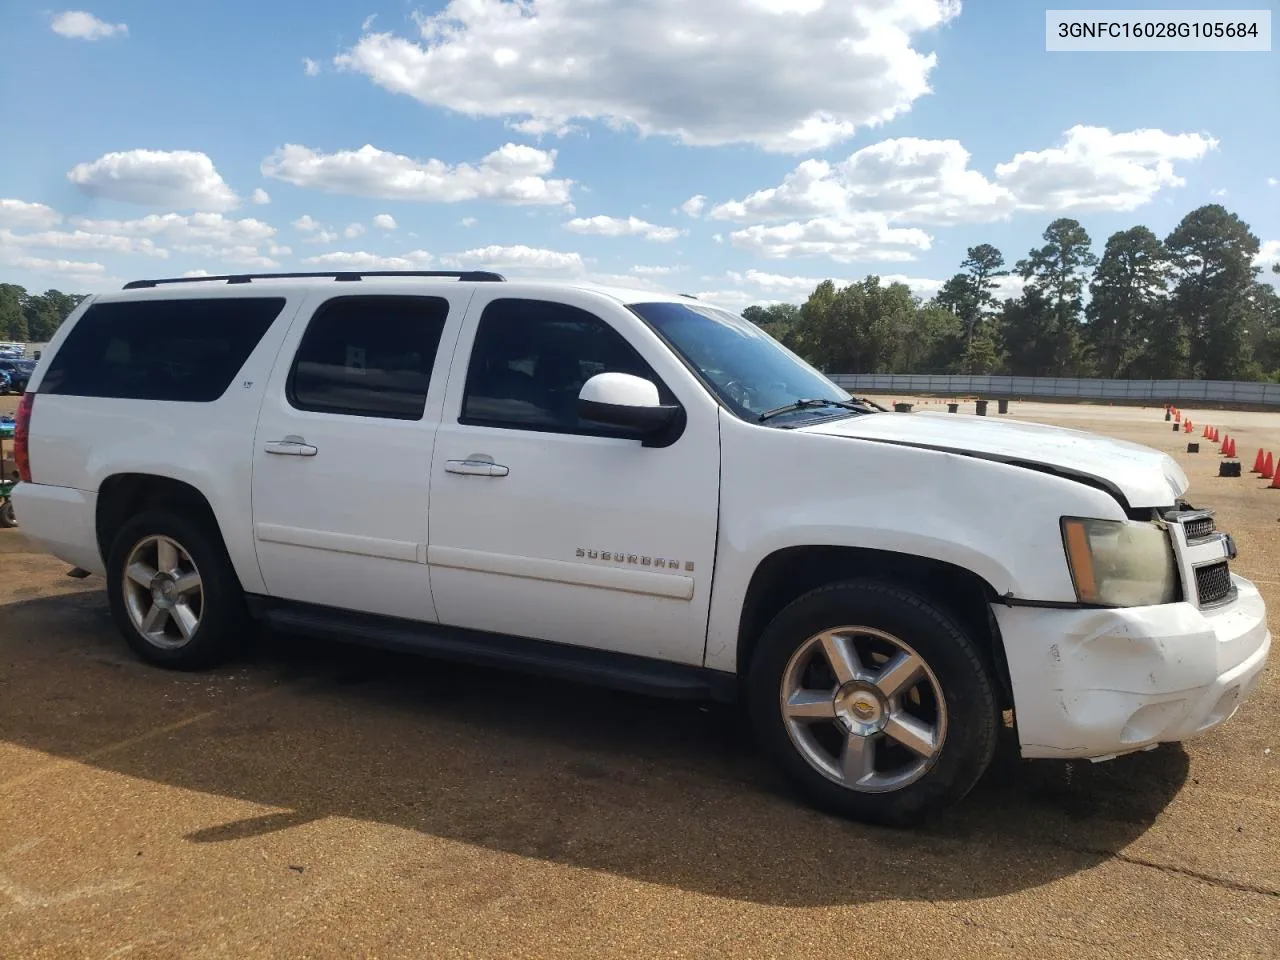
[0,285,88,343]
[744,204,1280,382]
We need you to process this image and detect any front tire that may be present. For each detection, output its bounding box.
[0,500,15,528]
[106,508,247,669]
[747,579,998,827]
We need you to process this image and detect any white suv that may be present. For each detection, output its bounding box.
[11,270,1271,826]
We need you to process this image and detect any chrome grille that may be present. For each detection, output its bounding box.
[1195,561,1233,606]
[1183,515,1216,541]
[1164,506,1237,608]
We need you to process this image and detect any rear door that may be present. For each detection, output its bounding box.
[250,289,471,621]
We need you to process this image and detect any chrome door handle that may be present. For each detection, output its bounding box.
[445,458,509,477]
[264,435,318,457]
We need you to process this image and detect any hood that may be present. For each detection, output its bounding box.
[798,411,1188,509]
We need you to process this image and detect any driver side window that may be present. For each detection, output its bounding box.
[460,298,674,436]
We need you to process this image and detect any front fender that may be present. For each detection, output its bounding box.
[703,413,1126,672]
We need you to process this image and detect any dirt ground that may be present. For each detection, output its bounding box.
[1,399,1277,959]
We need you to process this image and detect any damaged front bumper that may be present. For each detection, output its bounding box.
[993,574,1271,760]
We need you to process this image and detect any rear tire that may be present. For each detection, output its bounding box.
[106,508,247,669]
[747,579,998,827]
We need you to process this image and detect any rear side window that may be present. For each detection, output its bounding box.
[39,297,286,402]
[287,295,449,421]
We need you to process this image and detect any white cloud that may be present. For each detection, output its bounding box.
[706,125,1216,266]
[711,139,1016,226]
[729,215,931,263]
[680,195,707,217]
[447,244,585,272]
[0,199,62,230]
[334,0,959,153]
[712,233,723,244]
[697,269,1026,315]
[372,213,397,230]
[1253,240,1280,268]
[848,273,1025,300]
[579,272,670,292]
[67,149,240,211]
[72,212,276,245]
[171,245,280,269]
[344,223,366,239]
[994,125,1218,213]
[16,229,168,257]
[631,265,675,275]
[727,269,849,296]
[251,188,271,205]
[55,212,281,273]
[303,57,321,76]
[50,11,127,40]
[564,215,684,242]
[11,255,106,278]
[183,269,211,278]
[459,217,478,227]
[1268,177,1278,187]
[261,142,572,205]
[292,216,337,243]
[361,13,378,31]
[879,274,946,298]
[508,118,581,138]
[1210,188,1228,197]
[303,250,436,269]
[691,289,780,312]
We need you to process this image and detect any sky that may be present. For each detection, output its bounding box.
[0,0,1277,312]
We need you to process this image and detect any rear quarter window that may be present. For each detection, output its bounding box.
[38,297,287,402]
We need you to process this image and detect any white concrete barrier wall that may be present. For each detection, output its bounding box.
[828,375,1280,406]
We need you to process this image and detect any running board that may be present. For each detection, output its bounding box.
[244,595,738,703]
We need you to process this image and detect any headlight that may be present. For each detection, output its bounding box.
[1060,517,1180,607]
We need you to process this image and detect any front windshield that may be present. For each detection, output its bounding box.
[629,300,855,422]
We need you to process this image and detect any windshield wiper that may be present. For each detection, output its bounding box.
[757,397,877,422]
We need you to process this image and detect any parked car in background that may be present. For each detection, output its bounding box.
[0,359,31,394]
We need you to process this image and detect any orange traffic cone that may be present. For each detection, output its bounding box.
[1227,437,1237,458]
[1220,433,1230,454]
[1184,420,1193,432]
[1201,424,1208,437]
[1263,452,1275,480]
[1253,449,1266,473]
[1174,410,1181,423]
[1270,459,1280,489]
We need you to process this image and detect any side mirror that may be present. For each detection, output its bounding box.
[578,372,680,434]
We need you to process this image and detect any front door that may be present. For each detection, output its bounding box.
[251,291,468,621]
[426,290,722,666]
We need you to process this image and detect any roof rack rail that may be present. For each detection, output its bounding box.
[122,270,506,290]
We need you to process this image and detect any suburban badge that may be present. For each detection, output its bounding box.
[576,547,693,572]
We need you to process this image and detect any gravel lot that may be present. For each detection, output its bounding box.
[0,399,1277,959]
